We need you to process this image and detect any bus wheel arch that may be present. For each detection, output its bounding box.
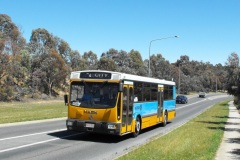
[133,115,141,137]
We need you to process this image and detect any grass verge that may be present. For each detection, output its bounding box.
[117,100,230,160]
[0,100,67,124]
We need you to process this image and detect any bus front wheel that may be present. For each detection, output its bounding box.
[133,116,141,137]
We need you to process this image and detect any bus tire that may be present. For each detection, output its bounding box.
[133,116,141,137]
[162,112,167,127]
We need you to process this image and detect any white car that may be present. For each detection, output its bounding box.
[199,92,206,98]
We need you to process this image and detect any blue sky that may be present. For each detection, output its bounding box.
[0,0,240,65]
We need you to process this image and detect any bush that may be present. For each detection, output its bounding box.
[0,86,14,101]
[234,96,240,110]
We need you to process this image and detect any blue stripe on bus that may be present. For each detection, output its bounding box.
[163,100,176,111]
[133,100,176,120]
[133,101,158,119]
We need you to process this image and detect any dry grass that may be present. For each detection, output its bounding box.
[0,100,67,124]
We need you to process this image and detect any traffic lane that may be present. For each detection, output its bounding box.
[0,95,233,160]
[0,131,83,160]
[175,95,233,126]
[0,129,133,160]
[0,114,198,160]
[0,118,67,140]
[0,128,71,152]
[176,93,231,108]
[45,95,234,160]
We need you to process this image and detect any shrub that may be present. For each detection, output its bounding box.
[234,96,240,110]
[0,86,14,101]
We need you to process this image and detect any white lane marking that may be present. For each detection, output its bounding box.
[207,95,230,100]
[0,132,82,153]
[0,129,66,141]
[176,99,207,110]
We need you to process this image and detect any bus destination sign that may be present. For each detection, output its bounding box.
[80,72,111,79]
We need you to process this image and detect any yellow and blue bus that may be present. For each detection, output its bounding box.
[64,70,176,137]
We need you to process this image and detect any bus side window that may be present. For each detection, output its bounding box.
[134,96,138,102]
[134,82,143,101]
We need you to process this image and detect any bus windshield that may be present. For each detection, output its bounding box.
[70,81,119,109]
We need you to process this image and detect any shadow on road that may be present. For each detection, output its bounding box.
[48,130,132,143]
[48,122,170,144]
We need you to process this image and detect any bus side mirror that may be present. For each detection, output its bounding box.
[64,94,68,106]
[119,82,123,92]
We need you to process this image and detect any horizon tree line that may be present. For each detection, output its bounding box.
[0,14,239,103]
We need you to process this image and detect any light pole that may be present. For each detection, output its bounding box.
[178,64,181,94]
[216,76,217,93]
[148,36,178,77]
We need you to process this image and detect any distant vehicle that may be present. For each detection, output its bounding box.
[199,92,206,98]
[176,95,188,104]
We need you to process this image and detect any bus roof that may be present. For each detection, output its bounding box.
[70,70,175,86]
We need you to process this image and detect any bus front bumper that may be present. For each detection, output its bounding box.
[66,119,121,135]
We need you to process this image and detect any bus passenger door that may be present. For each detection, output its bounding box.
[158,90,163,119]
[121,84,133,133]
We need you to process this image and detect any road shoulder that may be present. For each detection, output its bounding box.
[0,117,67,128]
[215,101,240,160]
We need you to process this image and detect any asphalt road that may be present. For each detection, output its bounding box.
[0,93,233,160]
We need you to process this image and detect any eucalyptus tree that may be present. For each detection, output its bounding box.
[0,14,26,55]
[100,48,133,73]
[97,57,117,71]
[41,50,68,96]
[69,50,87,71]
[0,50,13,101]
[28,28,68,96]
[30,28,56,50]
[114,50,133,73]
[101,48,118,60]
[55,37,71,64]
[225,52,240,97]
[83,50,98,70]
[150,54,172,80]
[128,49,147,76]
[214,63,227,91]
[0,14,27,101]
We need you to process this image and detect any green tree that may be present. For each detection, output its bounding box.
[83,51,98,70]
[0,14,27,101]
[69,50,87,71]
[28,28,68,96]
[114,50,133,73]
[42,50,68,96]
[29,49,68,96]
[55,37,71,64]
[128,49,147,76]
[30,28,55,50]
[225,52,240,98]
[97,57,116,71]
[151,54,171,80]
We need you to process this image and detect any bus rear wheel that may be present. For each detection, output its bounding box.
[161,112,167,127]
[133,116,141,137]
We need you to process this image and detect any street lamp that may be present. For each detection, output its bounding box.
[148,36,178,77]
[178,64,181,94]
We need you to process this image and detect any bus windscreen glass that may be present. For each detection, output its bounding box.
[70,82,118,109]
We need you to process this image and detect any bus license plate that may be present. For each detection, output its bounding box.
[86,123,94,128]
